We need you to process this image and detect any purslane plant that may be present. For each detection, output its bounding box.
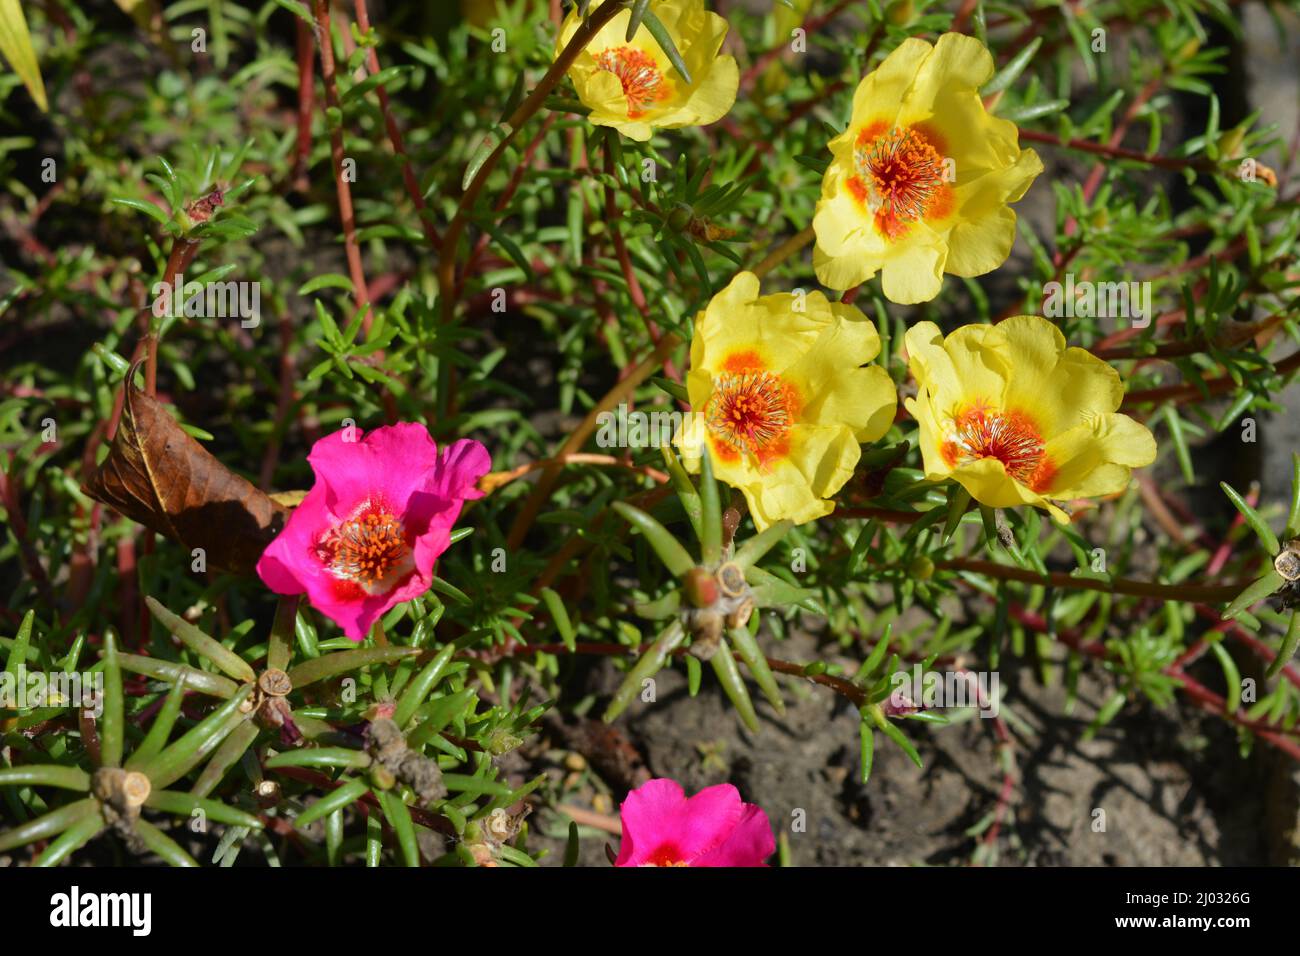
[673,270,897,529]
[3,0,1300,869]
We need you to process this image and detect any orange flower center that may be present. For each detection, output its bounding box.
[644,844,690,866]
[318,504,412,591]
[594,46,670,118]
[940,403,1055,491]
[851,125,946,240]
[706,369,793,465]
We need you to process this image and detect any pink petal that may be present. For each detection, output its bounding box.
[406,439,492,581]
[309,422,441,518]
[615,779,751,866]
[690,803,775,867]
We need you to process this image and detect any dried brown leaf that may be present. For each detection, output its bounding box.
[83,367,289,575]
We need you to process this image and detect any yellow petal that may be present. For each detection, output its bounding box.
[998,315,1124,436]
[848,37,933,129]
[745,425,862,530]
[1042,413,1157,498]
[949,457,1047,510]
[880,230,947,303]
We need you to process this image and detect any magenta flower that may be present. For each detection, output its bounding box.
[256,423,489,640]
[615,778,775,867]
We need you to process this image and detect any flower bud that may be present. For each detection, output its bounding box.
[667,203,694,233]
[684,567,720,607]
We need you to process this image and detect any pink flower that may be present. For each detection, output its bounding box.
[256,423,489,640]
[615,778,775,867]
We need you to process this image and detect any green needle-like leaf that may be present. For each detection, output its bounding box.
[709,640,759,732]
[1220,481,1280,555]
[698,450,723,565]
[0,797,99,854]
[376,789,420,867]
[295,778,371,829]
[126,676,189,771]
[118,653,241,699]
[146,596,256,684]
[604,620,686,723]
[732,520,792,571]
[1222,569,1284,620]
[626,0,650,41]
[139,686,253,789]
[0,765,91,791]
[1267,613,1300,679]
[394,642,458,728]
[661,445,703,539]
[190,720,260,798]
[1208,641,1241,714]
[134,818,199,867]
[727,626,784,714]
[611,501,695,577]
[982,36,1042,95]
[876,716,923,769]
[268,595,299,673]
[859,719,875,784]
[3,609,33,679]
[540,587,577,652]
[146,790,264,829]
[640,9,692,84]
[34,809,105,867]
[264,748,372,771]
[0,0,48,110]
[287,645,421,688]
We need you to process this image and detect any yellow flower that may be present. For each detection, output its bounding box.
[812,33,1043,303]
[674,271,898,530]
[557,0,738,142]
[904,315,1157,522]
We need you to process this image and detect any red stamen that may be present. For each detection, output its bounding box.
[850,126,946,240]
[316,503,412,591]
[706,368,794,465]
[940,402,1055,491]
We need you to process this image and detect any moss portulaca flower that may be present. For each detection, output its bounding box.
[904,315,1157,521]
[256,423,489,639]
[674,271,897,530]
[557,0,738,141]
[615,778,774,867]
[813,33,1043,303]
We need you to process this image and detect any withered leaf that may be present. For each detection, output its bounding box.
[84,367,289,575]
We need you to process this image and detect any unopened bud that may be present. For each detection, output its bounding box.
[886,0,914,25]
[666,203,693,232]
[684,567,719,608]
